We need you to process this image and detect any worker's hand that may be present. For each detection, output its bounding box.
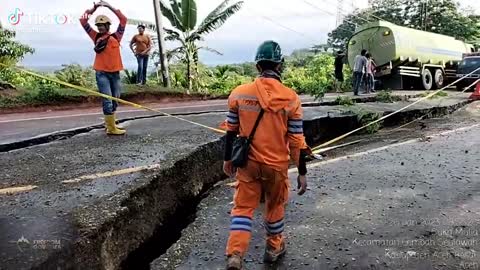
[88,2,100,13]
[223,160,235,177]
[297,175,307,196]
[98,1,113,9]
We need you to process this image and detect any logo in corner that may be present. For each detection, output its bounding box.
[8,8,24,25]
[16,235,30,252]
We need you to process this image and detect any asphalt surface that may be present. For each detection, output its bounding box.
[152,102,480,270]
[0,112,225,270]
[0,99,229,145]
[0,92,474,269]
[0,96,319,145]
[0,91,427,145]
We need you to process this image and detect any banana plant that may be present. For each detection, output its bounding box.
[159,0,244,93]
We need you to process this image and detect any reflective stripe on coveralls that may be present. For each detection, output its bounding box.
[226,160,290,256]
[225,76,306,256]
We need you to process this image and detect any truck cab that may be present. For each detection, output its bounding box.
[456,52,480,91]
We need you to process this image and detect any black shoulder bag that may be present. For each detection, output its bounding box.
[231,109,264,168]
[94,33,117,54]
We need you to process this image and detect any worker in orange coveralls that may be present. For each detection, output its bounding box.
[223,40,311,270]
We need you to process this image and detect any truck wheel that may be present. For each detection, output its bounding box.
[421,69,433,90]
[433,69,444,89]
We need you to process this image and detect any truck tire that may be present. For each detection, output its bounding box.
[433,69,444,89]
[421,69,433,90]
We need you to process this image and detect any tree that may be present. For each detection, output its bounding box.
[54,64,95,87]
[160,0,244,94]
[0,24,34,89]
[0,26,34,65]
[328,0,480,50]
[214,65,234,80]
[310,44,331,54]
[284,53,348,99]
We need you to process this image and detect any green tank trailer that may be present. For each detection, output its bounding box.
[347,21,475,90]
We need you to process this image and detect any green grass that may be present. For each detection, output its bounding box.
[420,90,449,99]
[0,86,84,108]
[0,83,228,109]
[376,90,395,103]
[123,84,183,95]
[336,95,355,106]
[343,105,383,134]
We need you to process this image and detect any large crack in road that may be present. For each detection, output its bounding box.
[152,103,480,270]
[0,91,427,153]
[0,98,476,270]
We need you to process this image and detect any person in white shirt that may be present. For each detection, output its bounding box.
[352,49,367,96]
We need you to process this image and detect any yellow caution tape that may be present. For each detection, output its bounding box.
[311,66,480,154]
[2,63,479,155]
[385,78,480,134]
[0,63,226,134]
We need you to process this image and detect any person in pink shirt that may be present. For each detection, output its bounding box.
[365,53,377,93]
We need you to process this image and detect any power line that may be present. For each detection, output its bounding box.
[317,0,372,23]
[243,5,322,44]
[345,0,394,23]
[302,0,373,32]
[301,0,336,17]
[298,0,357,32]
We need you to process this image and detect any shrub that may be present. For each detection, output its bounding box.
[124,70,138,84]
[336,96,355,106]
[55,64,95,88]
[344,106,382,134]
[376,90,394,103]
[284,53,352,99]
[420,90,449,99]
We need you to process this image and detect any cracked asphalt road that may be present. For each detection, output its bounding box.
[0,91,425,145]
[0,96,320,145]
[153,102,480,270]
[0,93,477,269]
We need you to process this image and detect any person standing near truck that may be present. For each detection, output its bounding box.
[80,1,127,135]
[223,40,311,270]
[334,50,345,92]
[365,53,376,93]
[352,49,368,96]
[130,24,152,85]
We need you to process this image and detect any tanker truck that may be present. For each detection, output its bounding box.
[347,20,475,90]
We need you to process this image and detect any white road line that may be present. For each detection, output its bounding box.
[68,122,480,185]
[5,123,478,194]
[0,98,318,124]
[65,122,480,185]
[62,164,161,184]
[0,185,38,195]
[291,123,480,172]
[0,102,228,123]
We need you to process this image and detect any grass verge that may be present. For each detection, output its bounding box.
[0,84,228,110]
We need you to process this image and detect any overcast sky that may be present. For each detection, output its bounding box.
[0,0,478,69]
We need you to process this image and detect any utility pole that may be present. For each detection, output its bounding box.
[336,0,344,27]
[153,0,171,88]
[424,0,429,31]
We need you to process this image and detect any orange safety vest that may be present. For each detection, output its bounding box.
[225,77,308,171]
